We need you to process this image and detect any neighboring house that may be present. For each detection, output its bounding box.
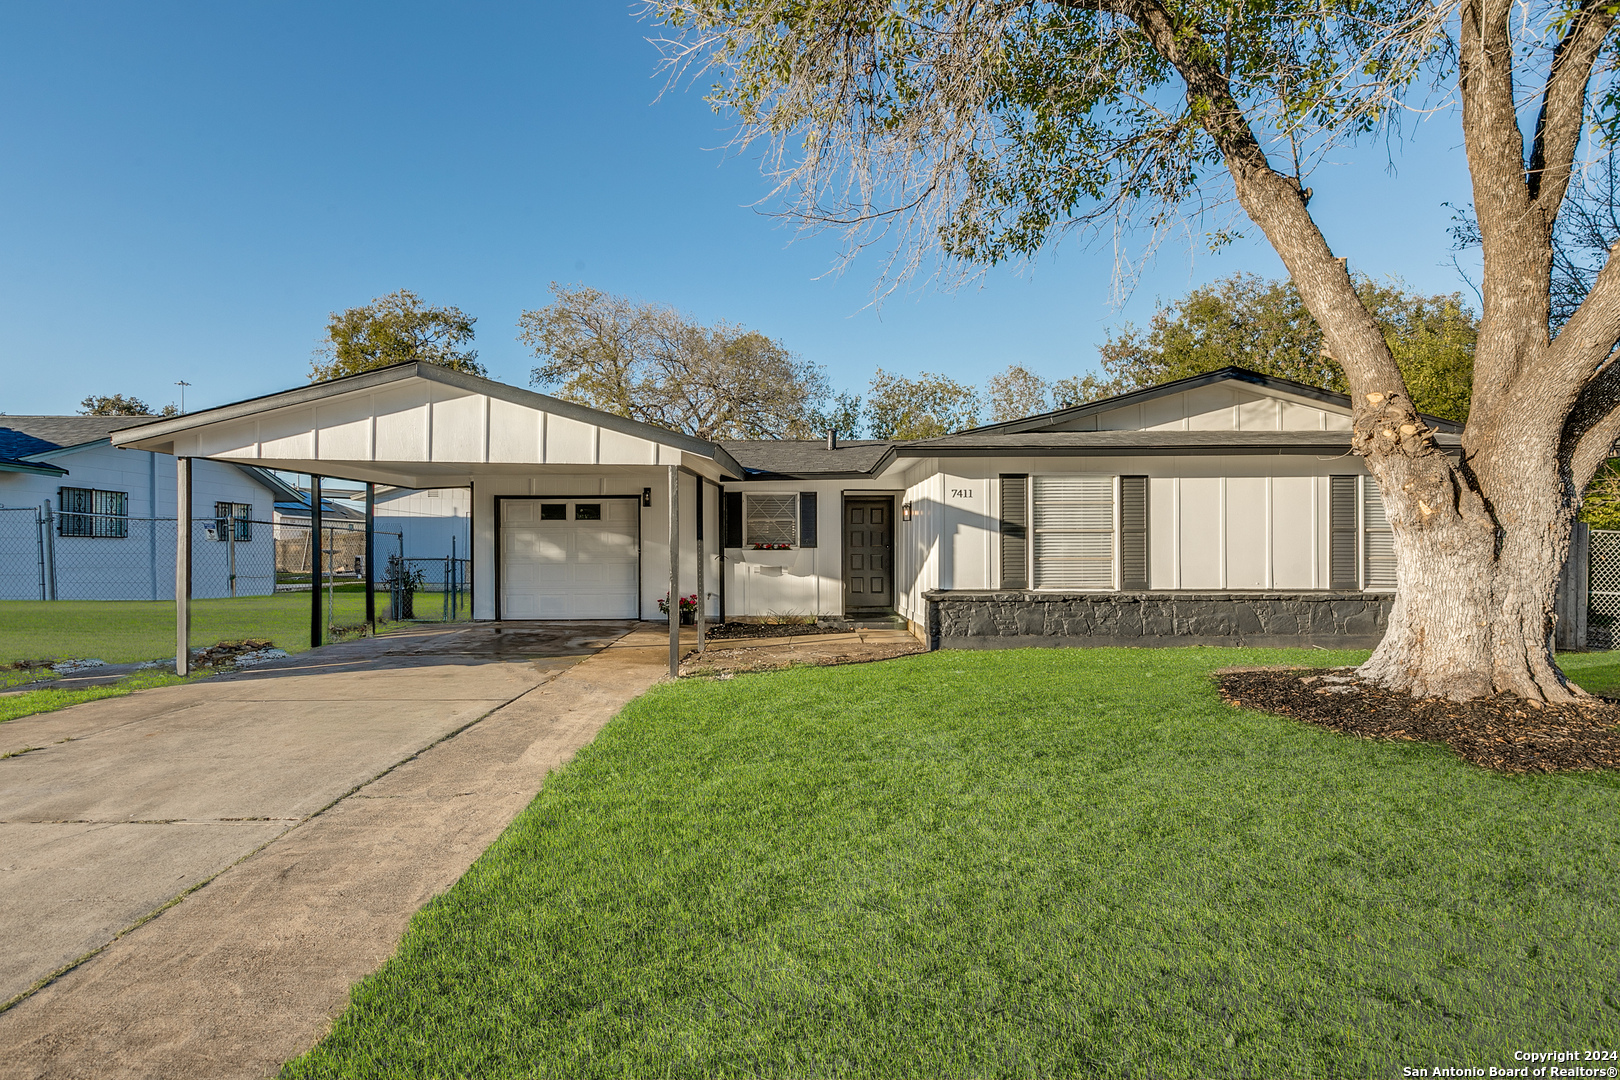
[111,362,1443,649]
[270,486,368,577]
[338,485,471,561]
[0,416,284,600]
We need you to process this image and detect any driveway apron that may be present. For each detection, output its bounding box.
[0,621,676,1080]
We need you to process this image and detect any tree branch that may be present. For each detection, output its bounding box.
[1564,352,1620,488]
[1054,0,1410,409]
[1527,0,1616,219]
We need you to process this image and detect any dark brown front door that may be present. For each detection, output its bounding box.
[844,498,893,612]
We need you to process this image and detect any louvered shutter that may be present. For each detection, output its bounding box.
[999,474,1028,589]
[1032,476,1116,589]
[1120,476,1149,590]
[723,491,743,548]
[799,492,817,547]
[1329,476,1359,589]
[1362,479,1397,590]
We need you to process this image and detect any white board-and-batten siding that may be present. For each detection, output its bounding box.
[1042,382,1353,433]
[890,455,1382,617]
[172,385,695,481]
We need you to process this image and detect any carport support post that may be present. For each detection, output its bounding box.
[310,474,323,649]
[364,482,376,631]
[175,456,192,676]
[695,476,704,653]
[668,465,679,678]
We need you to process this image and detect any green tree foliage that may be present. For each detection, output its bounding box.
[866,369,982,439]
[1582,464,1620,530]
[1089,274,1477,422]
[78,395,177,417]
[987,365,1055,423]
[519,283,832,440]
[311,289,483,382]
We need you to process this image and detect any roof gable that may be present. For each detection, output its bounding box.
[968,367,1462,435]
[110,362,747,485]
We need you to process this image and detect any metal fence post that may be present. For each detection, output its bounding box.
[42,500,57,601]
[35,504,47,601]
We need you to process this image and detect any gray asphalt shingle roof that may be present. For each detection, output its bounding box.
[720,440,894,476]
[0,415,153,454]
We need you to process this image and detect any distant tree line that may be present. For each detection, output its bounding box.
[82,275,1478,445]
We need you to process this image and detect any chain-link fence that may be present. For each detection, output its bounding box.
[386,555,471,621]
[1,503,474,627]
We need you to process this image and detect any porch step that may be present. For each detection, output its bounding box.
[848,614,907,630]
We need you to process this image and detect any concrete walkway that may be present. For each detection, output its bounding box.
[0,621,679,1080]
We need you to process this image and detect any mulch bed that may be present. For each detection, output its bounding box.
[1218,667,1620,773]
[701,622,839,641]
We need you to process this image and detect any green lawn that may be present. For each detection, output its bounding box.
[0,590,397,665]
[283,648,1620,1079]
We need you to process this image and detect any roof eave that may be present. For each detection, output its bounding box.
[0,458,69,476]
[110,361,749,475]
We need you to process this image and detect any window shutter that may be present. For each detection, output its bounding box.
[999,474,1028,589]
[799,492,817,547]
[1329,476,1359,589]
[1362,479,1397,590]
[1120,476,1149,590]
[723,491,743,548]
[695,478,703,541]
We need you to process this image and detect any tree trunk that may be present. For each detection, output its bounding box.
[1355,423,1584,703]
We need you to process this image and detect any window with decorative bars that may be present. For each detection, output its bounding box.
[745,494,797,547]
[1362,480,1396,590]
[58,487,128,538]
[214,502,253,541]
[1031,475,1116,589]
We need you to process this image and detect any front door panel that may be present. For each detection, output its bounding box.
[844,498,893,612]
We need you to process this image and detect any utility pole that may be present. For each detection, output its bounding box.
[175,380,191,414]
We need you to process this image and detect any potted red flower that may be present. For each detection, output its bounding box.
[658,593,700,624]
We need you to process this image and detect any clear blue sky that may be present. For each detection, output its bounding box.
[0,2,1477,417]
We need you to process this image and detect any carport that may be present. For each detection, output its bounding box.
[111,362,745,676]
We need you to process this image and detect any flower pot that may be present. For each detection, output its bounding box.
[743,548,797,567]
[680,610,694,625]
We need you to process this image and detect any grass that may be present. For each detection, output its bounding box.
[0,669,199,725]
[283,647,1620,1079]
[0,591,398,666]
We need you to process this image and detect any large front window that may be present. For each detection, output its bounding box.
[1031,476,1115,589]
[1362,479,1396,590]
[746,494,797,546]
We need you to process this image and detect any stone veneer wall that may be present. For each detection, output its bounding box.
[924,590,1392,649]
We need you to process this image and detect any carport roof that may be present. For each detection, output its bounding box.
[111,362,749,483]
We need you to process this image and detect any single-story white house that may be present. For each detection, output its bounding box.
[0,416,287,600]
[110,361,1445,672]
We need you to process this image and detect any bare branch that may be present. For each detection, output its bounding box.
[1527,0,1617,218]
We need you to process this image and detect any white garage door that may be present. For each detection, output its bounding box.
[501,498,639,619]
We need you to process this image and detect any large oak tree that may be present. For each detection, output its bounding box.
[653,0,1620,702]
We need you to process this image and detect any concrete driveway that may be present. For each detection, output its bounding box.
[0,621,680,1079]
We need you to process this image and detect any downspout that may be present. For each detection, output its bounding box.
[717,483,726,623]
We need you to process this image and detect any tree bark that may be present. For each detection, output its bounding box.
[1101,0,1618,702]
